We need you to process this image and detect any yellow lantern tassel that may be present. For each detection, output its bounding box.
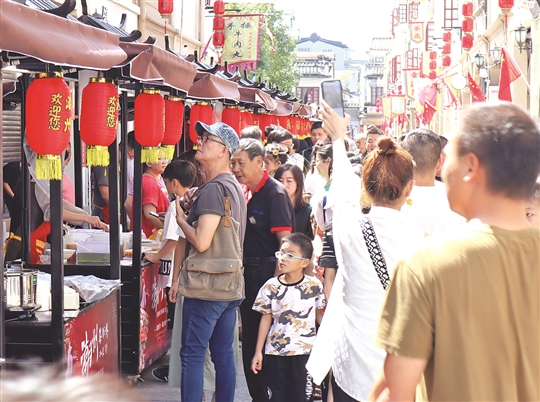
[159,145,175,161]
[141,146,159,164]
[35,154,62,180]
[86,145,110,167]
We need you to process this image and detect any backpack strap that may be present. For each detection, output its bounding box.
[360,216,390,290]
[216,181,232,228]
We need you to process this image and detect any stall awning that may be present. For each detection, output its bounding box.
[273,100,294,116]
[238,87,277,111]
[118,42,198,93]
[0,0,127,70]
[188,73,240,101]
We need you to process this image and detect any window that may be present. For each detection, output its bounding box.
[371,86,384,105]
[398,3,408,24]
[322,49,333,53]
[409,1,419,22]
[375,57,384,63]
[297,47,310,52]
[443,0,459,29]
[425,21,435,51]
[406,48,419,69]
[391,55,402,84]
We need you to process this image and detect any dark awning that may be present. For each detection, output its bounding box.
[273,100,294,116]
[188,73,240,101]
[0,0,127,70]
[238,87,277,111]
[118,42,198,93]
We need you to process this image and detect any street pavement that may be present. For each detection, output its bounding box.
[132,345,251,402]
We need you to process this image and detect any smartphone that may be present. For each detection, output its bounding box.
[149,210,161,219]
[321,80,345,117]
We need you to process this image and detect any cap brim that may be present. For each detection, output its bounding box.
[195,121,213,137]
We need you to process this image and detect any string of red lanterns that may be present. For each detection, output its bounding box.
[80,78,119,167]
[134,89,165,164]
[26,72,72,180]
[462,1,474,50]
[428,50,438,80]
[442,31,452,67]
[213,0,225,51]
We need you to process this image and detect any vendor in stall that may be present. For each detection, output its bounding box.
[141,158,170,238]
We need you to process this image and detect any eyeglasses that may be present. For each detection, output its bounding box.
[275,251,308,261]
[198,134,225,147]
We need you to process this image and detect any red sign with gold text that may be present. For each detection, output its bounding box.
[64,291,119,377]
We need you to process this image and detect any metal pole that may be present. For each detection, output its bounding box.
[120,92,128,231]
[73,83,84,208]
[0,67,5,359]
[19,74,31,264]
[50,178,64,363]
[108,139,120,280]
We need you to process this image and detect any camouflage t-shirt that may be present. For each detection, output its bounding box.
[253,274,326,356]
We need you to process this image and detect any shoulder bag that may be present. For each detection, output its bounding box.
[360,216,390,290]
[178,183,244,301]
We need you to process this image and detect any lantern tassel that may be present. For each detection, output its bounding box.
[159,145,175,161]
[141,146,160,164]
[86,145,110,167]
[35,154,63,180]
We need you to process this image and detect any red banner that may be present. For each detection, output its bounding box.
[64,290,119,377]
[139,262,172,372]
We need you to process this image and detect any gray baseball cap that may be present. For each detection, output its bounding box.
[195,121,240,154]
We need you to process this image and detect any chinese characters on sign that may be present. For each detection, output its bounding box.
[222,15,262,72]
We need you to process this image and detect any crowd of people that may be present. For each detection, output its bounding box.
[81,101,539,402]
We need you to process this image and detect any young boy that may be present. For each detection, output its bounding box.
[251,233,325,402]
[143,159,196,382]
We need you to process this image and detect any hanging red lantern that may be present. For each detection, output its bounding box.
[462,18,474,33]
[429,60,437,70]
[240,109,253,130]
[158,0,173,16]
[134,89,165,163]
[462,2,473,17]
[160,96,185,161]
[462,34,474,50]
[213,16,225,31]
[213,0,225,15]
[442,31,452,43]
[222,106,241,137]
[442,44,452,55]
[26,72,72,180]
[442,56,452,67]
[429,71,437,80]
[80,78,118,167]
[213,31,225,48]
[189,102,213,144]
[429,51,437,60]
[499,0,514,13]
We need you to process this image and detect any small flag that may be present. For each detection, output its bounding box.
[498,47,523,102]
[467,72,486,103]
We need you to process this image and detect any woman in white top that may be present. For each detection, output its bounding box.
[307,103,424,401]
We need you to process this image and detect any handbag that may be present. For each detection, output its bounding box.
[360,216,390,290]
[178,183,244,301]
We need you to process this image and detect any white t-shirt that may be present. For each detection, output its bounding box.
[161,200,185,287]
[253,275,326,356]
[400,181,466,236]
[304,171,327,197]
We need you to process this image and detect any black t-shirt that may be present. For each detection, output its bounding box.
[243,171,295,258]
[295,203,313,239]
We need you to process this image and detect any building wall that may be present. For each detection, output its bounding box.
[296,42,347,70]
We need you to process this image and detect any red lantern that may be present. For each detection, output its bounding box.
[429,71,437,80]
[134,89,165,163]
[213,16,225,31]
[240,110,253,130]
[499,0,514,13]
[442,56,452,67]
[462,34,474,50]
[161,96,185,161]
[442,31,452,43]
[429,51,437,60]
[80,78,118,167]
[462,18,474,33]
[213,0,225,15]
[222,106,241,137]
[442,44,451,55]
[26,72,72,180]
[462,2,473,17]
[189,102,213,144]
[429,60,437,70]
[158,0,173,16]
[213,31,225,48]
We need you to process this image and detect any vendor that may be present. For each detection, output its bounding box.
[141,158,170,238]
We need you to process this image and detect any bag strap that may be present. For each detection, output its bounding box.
[216,181,232,228]
[360,216,390,290]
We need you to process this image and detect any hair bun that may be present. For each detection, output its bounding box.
[377,137,396,155]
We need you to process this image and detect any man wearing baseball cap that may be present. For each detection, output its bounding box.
[172,121,247,402]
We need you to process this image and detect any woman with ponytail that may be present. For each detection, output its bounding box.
[307,102,425,401]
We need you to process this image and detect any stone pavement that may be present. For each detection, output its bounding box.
[132,345,251,402]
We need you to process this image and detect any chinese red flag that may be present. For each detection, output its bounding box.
[498,47,523,102]
[467,72,486,103]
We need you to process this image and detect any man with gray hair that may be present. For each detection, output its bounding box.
[400,128,465,235]
[231,138,295,401]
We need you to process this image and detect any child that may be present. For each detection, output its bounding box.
[251,233,325,402]
[264,144,288,176]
